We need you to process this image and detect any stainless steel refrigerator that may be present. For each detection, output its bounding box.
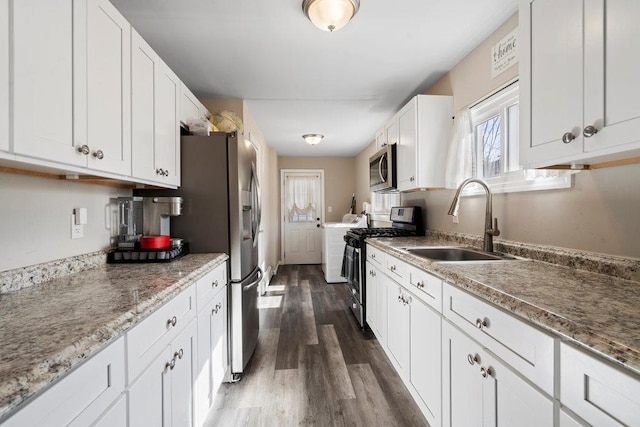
[139,131,262,379]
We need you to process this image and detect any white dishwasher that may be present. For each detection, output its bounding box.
[322,215,367,283]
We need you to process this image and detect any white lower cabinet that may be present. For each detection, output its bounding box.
[195,283,228,426]
[2,337,126,427]
[128,317,198,427]
[0,0,7,154]
[387,283,411,375]
[560,342,640,426]
[365,261,378,331]
[410,296,442,427]
[442,321,554,427]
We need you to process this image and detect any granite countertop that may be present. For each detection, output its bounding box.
[367,234,640,377]
[0,253,228,421]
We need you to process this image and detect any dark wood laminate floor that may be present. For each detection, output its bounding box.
[204,264,428,426]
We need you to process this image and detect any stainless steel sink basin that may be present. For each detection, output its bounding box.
[403,246,518,262]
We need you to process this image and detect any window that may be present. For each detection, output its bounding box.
[370,191,401,214]
[462,81,574,196]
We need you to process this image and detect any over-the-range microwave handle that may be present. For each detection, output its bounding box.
[378,153,386,183]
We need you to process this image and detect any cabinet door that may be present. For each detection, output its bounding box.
[442,321,483,427]
[396,98,417,191]
[410,297,442,427]
[12,0,79,165]
[583,0,640,154]
[92,395,127,427]
[1,0,9,153]
[156,62,181,186]
[365,262,377,331]
[385,116,398,146]
[181,83,201,125]
[128,346,172,427]
[75,0,131,175]
[131,29,159,182]
[375,128,386,149]
[171,318,197,427]
[519,0,585,167]
[482,351,554,427]
[387,284,410,375]
[376,272,389,347]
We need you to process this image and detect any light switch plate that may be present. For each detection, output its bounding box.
[71,214,84,239]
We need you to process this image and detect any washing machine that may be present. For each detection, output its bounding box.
[321,214,367,283]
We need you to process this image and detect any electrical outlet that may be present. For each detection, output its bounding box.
[452,215,459,224]
[328,206,333,213]
[71,214,84,239]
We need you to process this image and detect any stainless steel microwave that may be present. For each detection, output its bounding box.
[369,143,397,192]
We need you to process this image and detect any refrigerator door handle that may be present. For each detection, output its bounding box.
[242,267,263,291]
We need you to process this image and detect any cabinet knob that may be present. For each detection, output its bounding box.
[416,281,425,289]
[371,254,376,259]
[583,125,598,138]
[212,280,219,288]
[77,145,90,155]
[156,168,165,176]
[174,348,184,360]
[167,316,177,328]
[166,358,176,370]
[467,353,480,366]
[562,132,576,144]
[92,150,104,160]
[410,176,415,182]
[480,366,493,378]
[475,318,488,330]
[164,169,170,176]
[390,265,396,271]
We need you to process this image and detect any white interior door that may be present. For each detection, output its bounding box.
[281,170,324,265]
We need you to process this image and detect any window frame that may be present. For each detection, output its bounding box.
[462,80,575,197]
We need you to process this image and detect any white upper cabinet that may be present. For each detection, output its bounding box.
[520,0,640,168]
[375,115,398,150]
[0,0,9,154]
[396,95,453,191]
[74,0,131,175]
[180,83,202,125]
[131,29,180,187]
[12,0,79,165]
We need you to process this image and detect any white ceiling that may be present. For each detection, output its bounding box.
[110,0,518,157]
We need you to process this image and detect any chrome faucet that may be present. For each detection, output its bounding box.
[447,178,500,253]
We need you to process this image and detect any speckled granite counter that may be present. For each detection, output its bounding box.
[367,234,640,377]
[0,253,228,421]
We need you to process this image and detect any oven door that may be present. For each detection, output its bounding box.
[369,143,397,192]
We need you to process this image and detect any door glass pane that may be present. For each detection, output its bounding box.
[286,175,319,222]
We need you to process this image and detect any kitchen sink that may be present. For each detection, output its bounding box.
[403,246,519,262]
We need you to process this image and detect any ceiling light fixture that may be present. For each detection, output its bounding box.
[302,134,324,145]
[302,0,360,32]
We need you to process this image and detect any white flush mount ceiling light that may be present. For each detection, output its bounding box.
[302,0,360,32]
[302,134,324,145]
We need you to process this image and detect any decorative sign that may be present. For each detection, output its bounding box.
[491,28,518,78]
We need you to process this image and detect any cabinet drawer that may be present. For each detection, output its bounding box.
[561,342,640,426]
[443,283,555,395]
[367,244,385,268]
[386,255,408,282]
[196,262,227,312]
[126,284,196,382]
[407,264,442,313]
[4,337,125,427]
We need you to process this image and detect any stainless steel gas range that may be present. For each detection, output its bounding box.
[342,206,424,328]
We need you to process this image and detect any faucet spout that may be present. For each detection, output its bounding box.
[447,178,500,252]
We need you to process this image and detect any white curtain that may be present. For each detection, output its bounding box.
[444,108,474,189]
[286,175,318,222]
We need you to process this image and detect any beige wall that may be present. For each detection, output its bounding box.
[278,157,356,223]
[400,12,640,257]
[0,172,130,271]
[354,141,378,212]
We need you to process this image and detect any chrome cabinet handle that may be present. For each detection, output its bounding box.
[213,302,223,314]
[166,358,176,370]
[390,265,396,271]
[156,168,165,176]
[371,253,376,259]
[164,169,169,176]
[467,353,480,365]
[77,145,90,155]
[175,348,184,360]
[562,132,575,144]
[583,125,598,138]
[416,281,425,289]
[410,176,415,182]
[167,316,177,328]
[212,279,219,288]
[475,318,488,330]
[480,367,493,378]
[92,150,104,160]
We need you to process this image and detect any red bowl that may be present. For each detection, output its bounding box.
[140,235,170,250]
